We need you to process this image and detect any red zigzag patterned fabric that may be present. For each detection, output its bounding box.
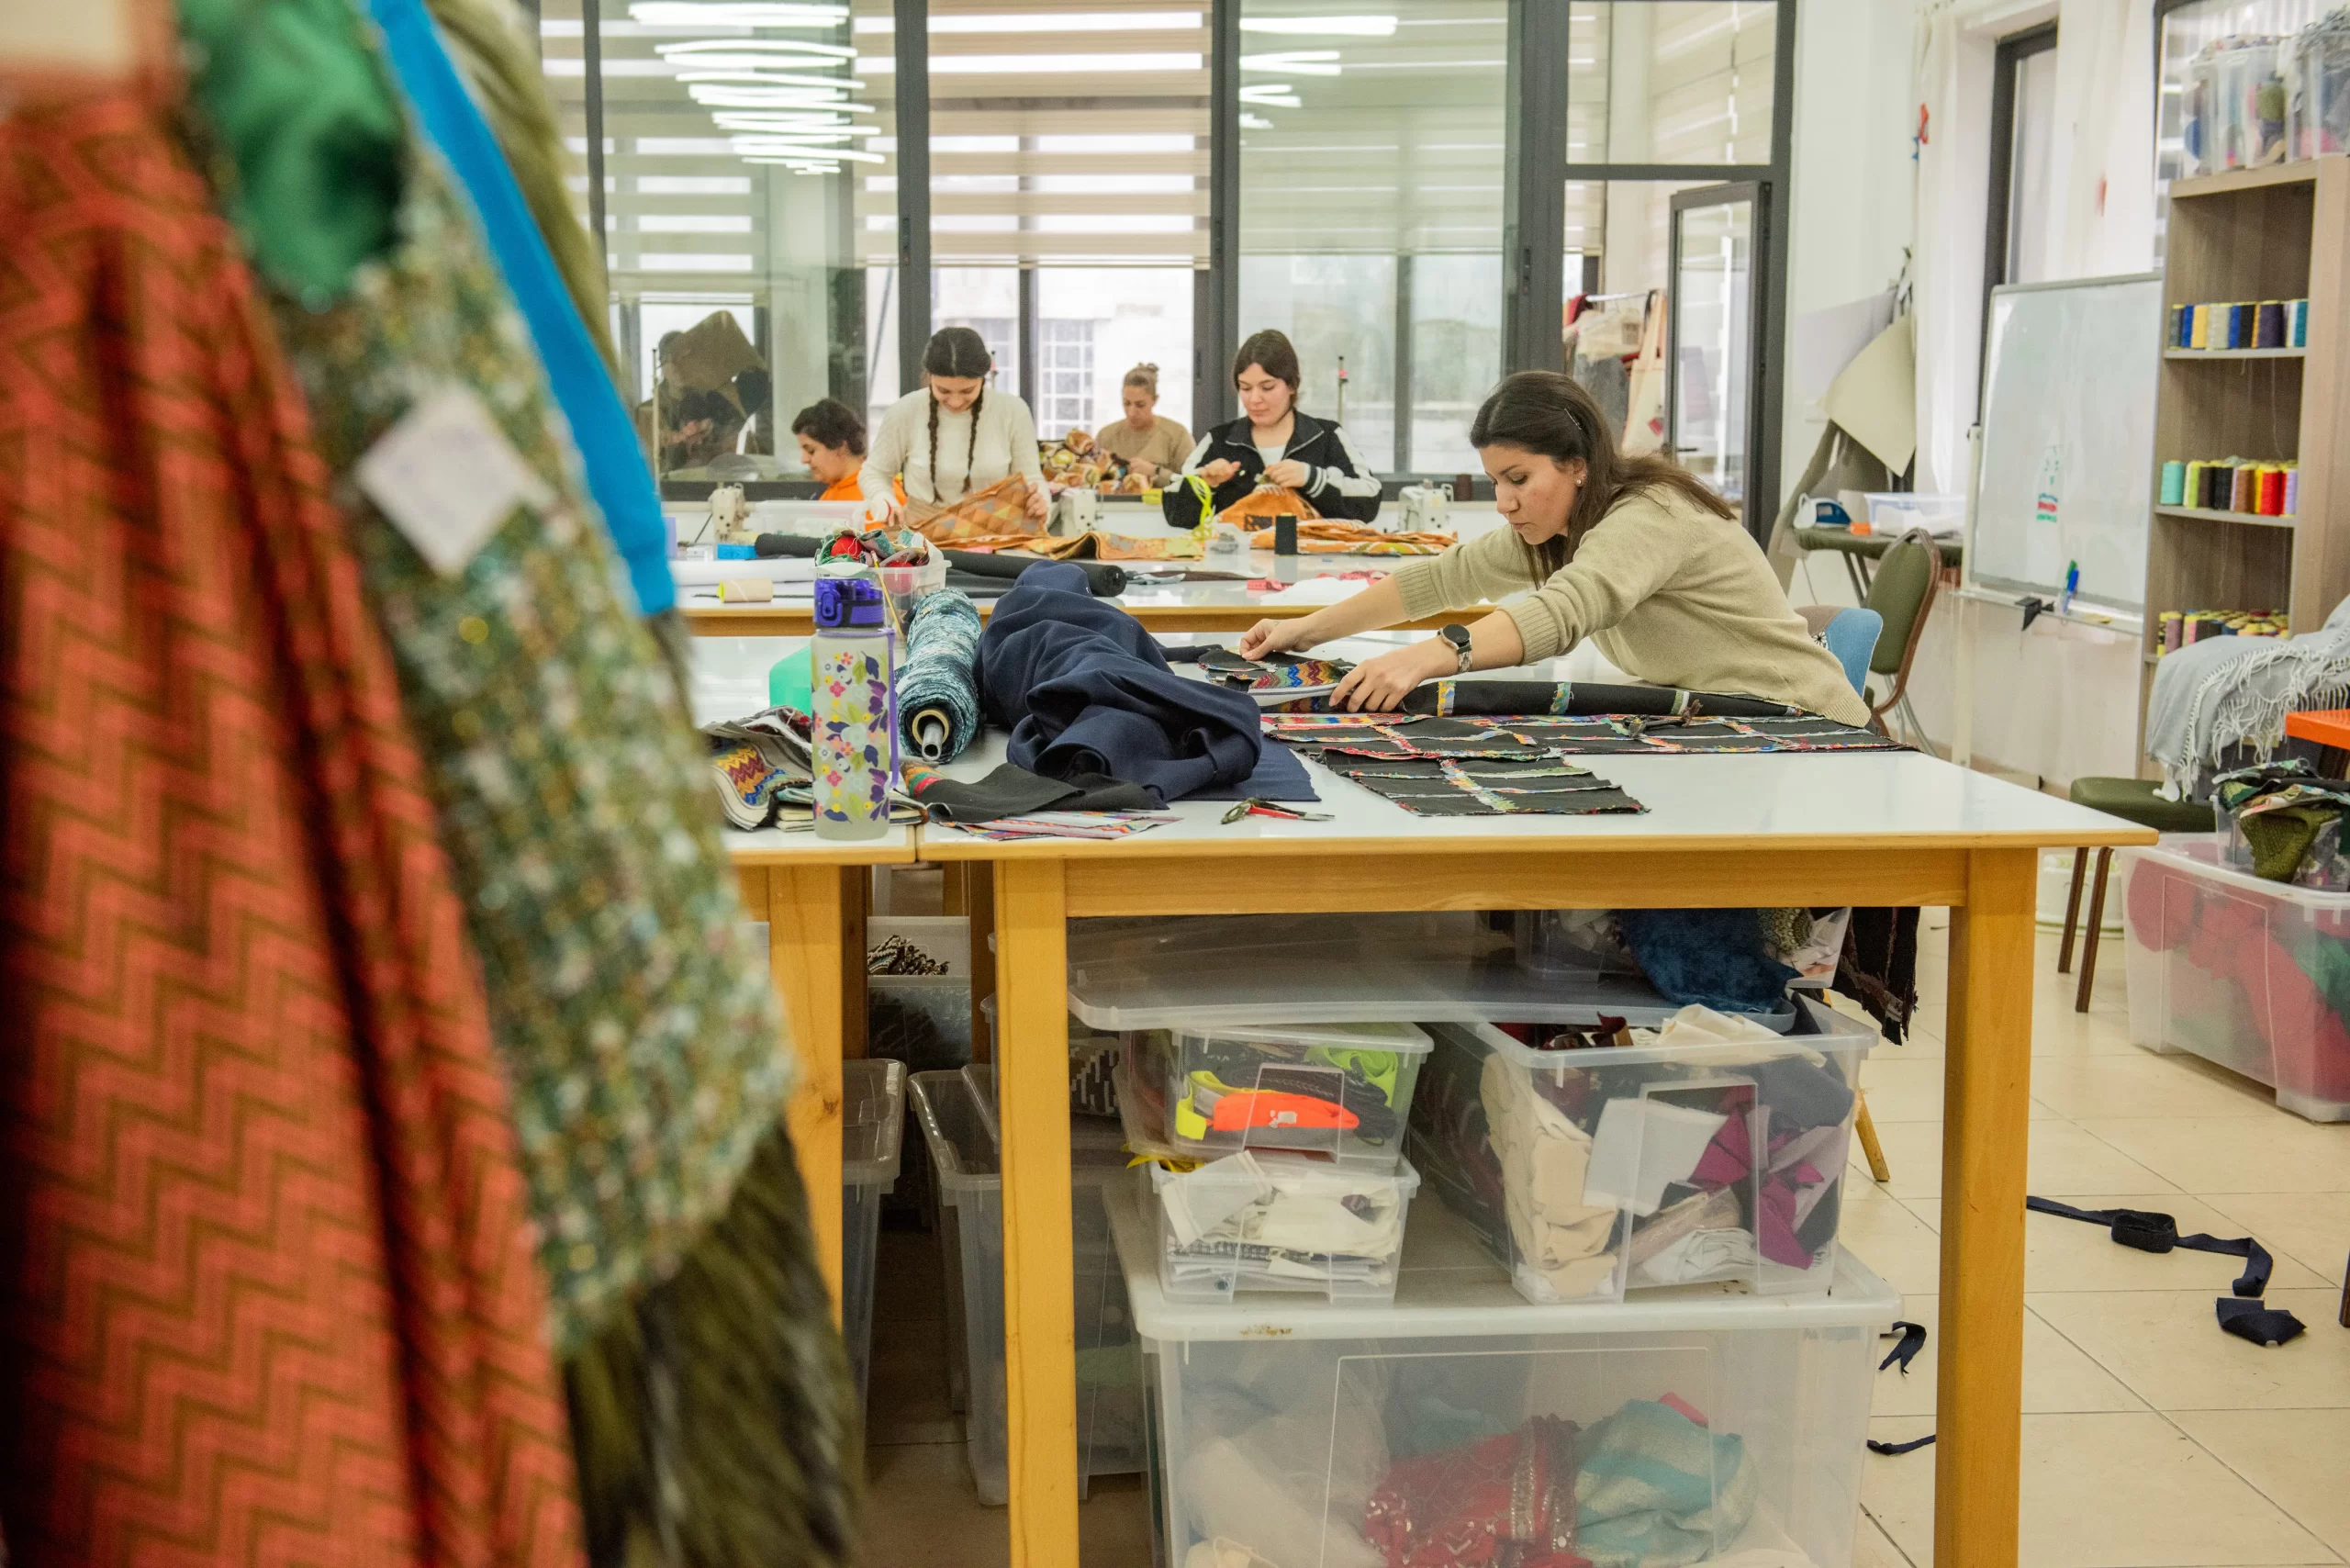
[0,91,585,1567]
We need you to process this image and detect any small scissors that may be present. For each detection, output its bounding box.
[1220,797,1335,824]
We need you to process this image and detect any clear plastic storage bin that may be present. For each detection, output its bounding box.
[907,1070,1145,1504]
[1120,1019,1430,1170]
[841,1058,905,1416]
[976,996,1122,1122]
[1110,1182,1897,1568]
[2121,836,2350,1121]
[1409,996,1875,1305]
[1147,1150,1421,1305]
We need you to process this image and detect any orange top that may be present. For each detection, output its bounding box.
[2284,709,2350,750]
[818,474,905,504]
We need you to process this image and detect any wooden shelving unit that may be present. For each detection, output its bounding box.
[2149,160,2350,646]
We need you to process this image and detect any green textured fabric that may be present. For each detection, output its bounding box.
[426,0,620,374]
[2240,803,2336,881]
[178,0,405,300]
[2069,776,2217,835]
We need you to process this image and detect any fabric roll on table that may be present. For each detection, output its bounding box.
[945,547,1128,598]
[1399,678,1803,720]
[897,589,983,762]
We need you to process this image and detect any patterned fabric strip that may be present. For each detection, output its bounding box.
[0,91,582,1568]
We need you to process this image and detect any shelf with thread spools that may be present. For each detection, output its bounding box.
[2142,161,2350,770]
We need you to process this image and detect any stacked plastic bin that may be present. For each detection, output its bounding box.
[840,1058,906,1417]
[1072,912,1897,1568]
[907,1065,1145,1505]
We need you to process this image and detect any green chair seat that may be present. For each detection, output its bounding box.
[2067,776,2215,834]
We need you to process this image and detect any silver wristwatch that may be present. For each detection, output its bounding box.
[1439,623,1473,674]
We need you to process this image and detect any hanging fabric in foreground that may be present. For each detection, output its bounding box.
[181,26,857,1557]
[0,89,581,1568]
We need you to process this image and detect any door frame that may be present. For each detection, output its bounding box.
[1665,179,1770,530]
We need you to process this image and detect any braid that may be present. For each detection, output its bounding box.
[963,386,984,498]
[926,390,941,502]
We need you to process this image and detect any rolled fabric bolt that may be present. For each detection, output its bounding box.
[718,577,775,603]
[893,588,984,763]
[2161,460,2186,506]
[1273,513,1298,555]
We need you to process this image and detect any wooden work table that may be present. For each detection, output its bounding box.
[915,724,2154,1568]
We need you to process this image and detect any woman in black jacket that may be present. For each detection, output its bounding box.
[1162,329,1384,526]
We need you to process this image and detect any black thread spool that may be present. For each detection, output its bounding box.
[1273,513,1298,555]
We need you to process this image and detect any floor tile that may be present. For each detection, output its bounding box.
[2031,1053,2284,1120]
[1861,1410,2339,1566]
[859,1442,1152,1568]
[2200,1193,2350,1286]
[1855,1117,2180,1201]
[1857,1054,2061,1122]
[1838,1193,1945,1294]
[1898,1193,2335,1294]
[2031,1289,2350,1411]
[1854,1510,1917,1568]
[2172,1409,2350,1558]
[2074,1117,2350,1194]
[1867,1294,2145,1418]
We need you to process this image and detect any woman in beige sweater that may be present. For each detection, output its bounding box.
[1237,371,1868,726]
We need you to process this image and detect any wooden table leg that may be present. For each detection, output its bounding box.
[966,861,998,1063]
[767,862,866,1322]
[992,858,1077,1568]
[1938,850,2035,1567]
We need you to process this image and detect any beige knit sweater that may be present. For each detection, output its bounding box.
[1392,487,1872,727]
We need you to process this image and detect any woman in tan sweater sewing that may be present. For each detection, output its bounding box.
[1237,371,1868,725]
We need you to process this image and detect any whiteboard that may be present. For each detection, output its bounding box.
[1969,274,2162,612]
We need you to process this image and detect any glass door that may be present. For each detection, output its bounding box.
[1666,182,1763,513]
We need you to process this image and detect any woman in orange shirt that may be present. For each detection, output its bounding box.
[790,397,902,504]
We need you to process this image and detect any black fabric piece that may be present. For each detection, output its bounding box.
[1867,1434,1937,1456]
[1263,711,1901,758]
[1879,1320,1929,1374]
[1396,680,1800,720]
[1836,906,1920,1045]
[754,531,820,557]
[1794,1180,1842,1258]
[2027,1196,2274,1297]
[942,548,1128,598]
[978,562,1312,803]
[2216,1297,2308,1347]
[939,570,1016,599]
[899,762,1158,824]
[1749,1056,1858,1131]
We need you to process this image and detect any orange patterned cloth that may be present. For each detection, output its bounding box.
[1248,521,1457,555]
[0,92,582,1568]
[902,474,1037,539]
[1216,484,1321,524]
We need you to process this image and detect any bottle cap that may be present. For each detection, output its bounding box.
[814,571,886,630]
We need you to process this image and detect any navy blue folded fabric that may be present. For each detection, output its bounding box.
[979,562,1313,803]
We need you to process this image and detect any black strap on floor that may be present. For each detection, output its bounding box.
[1866,1433,1937,1455]
[2029,1195,2304,1347]
[1865,1321,1938,1454]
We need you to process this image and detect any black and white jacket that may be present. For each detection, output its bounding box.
[1159,409,1384,526]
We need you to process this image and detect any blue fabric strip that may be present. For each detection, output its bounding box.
[364,0,675,616]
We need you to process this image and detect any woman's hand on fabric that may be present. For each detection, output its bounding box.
[1236,617,1319,659]
[1329,638,1451,712]
[1023,483,1050,522]
[1128,457,1158,483]
[1199,458,1241,485]
[1262,458,1310,488]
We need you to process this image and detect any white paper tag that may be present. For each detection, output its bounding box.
[354,386,553,576]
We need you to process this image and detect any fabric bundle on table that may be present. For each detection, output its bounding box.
[1329,757,1649,818]
[0,85,580,1566]
[177,3,857,1562]
[897,589,984,761]
[2147,594,2350,799]
[979,562,1315,802]
[1399,679,1806,720]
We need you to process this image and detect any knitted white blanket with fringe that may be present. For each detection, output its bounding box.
[2145,597,2350,797]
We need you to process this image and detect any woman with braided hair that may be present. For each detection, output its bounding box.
[859,326,1049,523]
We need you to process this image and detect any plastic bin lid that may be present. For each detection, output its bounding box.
[1435,993,1873,1072]
[1161,1018,1432,1053]
[842,1058,905,1188]
[2129,833,2350,908]
[1068,934,1796,1034]
[1146,1148,1422,1201]
[1106,1180,1898,1343]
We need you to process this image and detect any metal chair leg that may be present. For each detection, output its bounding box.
[2075,848,2112,1013]
[2057,846,2088,974]
[1895,693,1941,758]
[1855,1092,1893,1184]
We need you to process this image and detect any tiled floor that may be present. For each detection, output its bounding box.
[859,917,2350,1566]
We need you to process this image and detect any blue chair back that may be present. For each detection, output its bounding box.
[1821,608,1884,697]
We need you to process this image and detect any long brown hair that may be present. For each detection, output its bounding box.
[1470,370,1734,575]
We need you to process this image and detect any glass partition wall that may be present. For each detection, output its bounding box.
[547,0,1793,510]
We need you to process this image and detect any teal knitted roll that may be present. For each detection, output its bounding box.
[897,590,983,762]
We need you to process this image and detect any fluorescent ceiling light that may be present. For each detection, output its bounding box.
[688,84,870,107]
[627,2,845,24]
[1240,112,1273,128]
[856,52,1202,73]
[856,9,1199,30]
[666,60,861,83]
[1240,49,1339,74]
[709,111,863,129]
[656,37,854,55]
[1238,14,1393,35]
[1237,84,1301,106]
[676,72,865,95]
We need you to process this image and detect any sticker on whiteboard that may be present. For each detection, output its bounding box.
[2034,447,2062,526]
[354,386,554,576]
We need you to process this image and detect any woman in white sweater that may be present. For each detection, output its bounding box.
[859,327,1049,522]
[1238,371,1867,724]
